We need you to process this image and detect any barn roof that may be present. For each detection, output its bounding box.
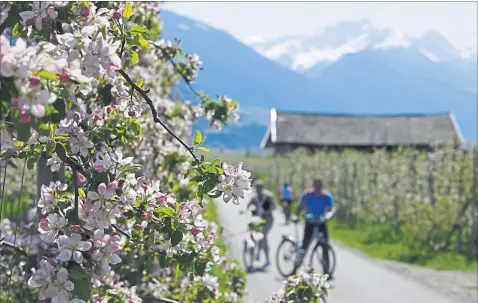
[260,109,465,148]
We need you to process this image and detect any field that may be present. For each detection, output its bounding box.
[215,145,478,271]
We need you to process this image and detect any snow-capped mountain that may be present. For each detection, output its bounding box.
[161,11,477,148]
[251,20,477,72]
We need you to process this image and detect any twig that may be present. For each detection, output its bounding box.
[140,295,181,303]
[168,57,204,101]
[71,166,79,218]
[117,69,197,161]
[0,239,28,257]
[112,224,131,238]
[64,156,88,177]
[153,45,206,103]
[0,20,6,36]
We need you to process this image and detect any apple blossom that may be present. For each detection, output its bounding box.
[57,233,93,264]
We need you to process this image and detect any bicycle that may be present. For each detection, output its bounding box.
[239,207,265,272]
[275,216,336,278]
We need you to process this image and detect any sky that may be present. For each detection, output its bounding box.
[165,1,478,51]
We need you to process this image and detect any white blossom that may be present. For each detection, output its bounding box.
[57,233,93,264]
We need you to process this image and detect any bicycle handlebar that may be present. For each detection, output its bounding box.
[291,216,329,224]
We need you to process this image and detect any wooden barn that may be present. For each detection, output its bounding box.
[260,109,465,154]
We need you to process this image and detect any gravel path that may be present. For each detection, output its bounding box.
[215,193,476,303]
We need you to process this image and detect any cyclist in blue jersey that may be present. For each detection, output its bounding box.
[292,177,336,276]
[280,182,293,225]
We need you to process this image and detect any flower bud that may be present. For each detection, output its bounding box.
[72,225,82,233]
[80,6,90,18]
[25,18,35,27]
[112,11,122,20]
[191,228,201,236]
[141,212,150,221]
[76,172,87,185]
[19,111,31,124]
[59,73,70,83]
[29,76,41,86]
[134,224,143,231]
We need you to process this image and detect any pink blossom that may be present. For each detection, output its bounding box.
[57,233,93,264]
[38,213,67,243]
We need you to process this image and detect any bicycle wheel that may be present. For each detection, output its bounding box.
[310,241,336,277]
[276,238,299,277]
[242,239,255,272]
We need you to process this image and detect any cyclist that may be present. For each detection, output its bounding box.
[242,180,276,267]
[292,176,336,277]
[280,182,293,225]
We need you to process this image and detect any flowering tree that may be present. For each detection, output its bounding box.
[0,2,329,302]
[267,270,329,303]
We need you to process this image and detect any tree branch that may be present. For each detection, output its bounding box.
[117,69,197,161]
[0,239,28,257]
[71,166,80,219]
[141,295,181,303]
[168,57,204,101]
[153,45,207,104]
[64,155,88,177]
[111,223,131,238]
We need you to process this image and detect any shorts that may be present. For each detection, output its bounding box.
[281,199,292,206]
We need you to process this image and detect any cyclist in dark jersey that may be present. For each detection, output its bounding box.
[243,180,276,267]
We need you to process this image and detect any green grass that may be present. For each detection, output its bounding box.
[203,198,248,299]
[328,220,478,271]
[203,198,227,255]
[1,192,32,221]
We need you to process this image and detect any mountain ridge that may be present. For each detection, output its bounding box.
[251,19,477,71]
[161,11,477,148]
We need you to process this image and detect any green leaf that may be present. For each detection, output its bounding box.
[46,141,56,154]
[101,26,107,40]
[130,119,142,136]
[78,188,86,200]
[11,23,20,38]
[123,3,133,19]
[193,130,203,145]
[195,259,208,276]
[130,25,148,34]
[38,70,58,81]
[69,263,92,301]
[27,157,37,170]
[202,178,216,193]
[15,121,31,142]
[158,253,170,268]
[207,191,223,199]
[156,206,175,218]
[55,143,67,162]
[138,37,149,47]
[135,78,144,88]
[197,146,210,153]
[98,84,113,106]
[49,98,66,123]
[196,190,204,204]
[171,230,183,247]
[130,50,139,65]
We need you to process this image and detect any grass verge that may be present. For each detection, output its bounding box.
[203,198,248,300]
[328,220,478,271]
[203,198,227,254]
